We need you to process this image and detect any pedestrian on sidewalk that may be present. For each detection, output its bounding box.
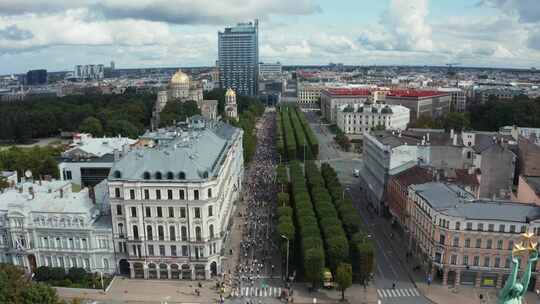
[392,281,396,289]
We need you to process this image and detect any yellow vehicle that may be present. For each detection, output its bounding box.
[323,268,335,288]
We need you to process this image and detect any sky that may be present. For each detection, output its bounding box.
[0,0,540,74]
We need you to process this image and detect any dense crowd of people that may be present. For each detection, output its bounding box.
[231,110,280,299]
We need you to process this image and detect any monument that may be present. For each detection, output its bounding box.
[498,232,538,304]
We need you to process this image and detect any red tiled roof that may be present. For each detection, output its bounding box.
[392,166,433,187]
[323,88,373,96]
[386,90,448,98]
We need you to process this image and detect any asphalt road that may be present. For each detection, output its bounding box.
[305,111,431,304]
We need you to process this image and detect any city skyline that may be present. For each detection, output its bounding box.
[0,0,540,74]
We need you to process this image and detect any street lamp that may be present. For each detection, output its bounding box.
[281,235,290,282]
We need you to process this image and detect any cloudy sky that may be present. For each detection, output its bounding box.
[0,0,539,74]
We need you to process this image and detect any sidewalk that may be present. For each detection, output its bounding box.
[290,283,378,304]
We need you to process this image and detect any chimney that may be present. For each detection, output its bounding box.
[113,149,120,162]
[453,134,458,146]
[426,133,430,142]
[29,186,34,199]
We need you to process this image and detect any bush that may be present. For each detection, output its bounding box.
[67,268,87,283]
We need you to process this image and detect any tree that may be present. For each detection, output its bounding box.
[304,247,325,290]
[443,112,470,132]
[21,283,59,304]
[335,263,352,301]
[106,120,139,138]
[79,116,103,136]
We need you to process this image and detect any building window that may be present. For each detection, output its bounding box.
[499,224,505,232]
[118,223,124,236]
[466,222,472,230]
[453,236,459,247]
[194,190,199,200]
[159,245,165,256]
[170,226,176,241]
[103,258,109,269]
[171,245,177,257]
[181,226,187,241]
[494,256,501,268]
[465,238,470,248]
[155,172,162,180]
[207,188,212,198]
[144,189,149,200]
[208,206,213,217]
[156,190,161,200]
[194,208,201,219]
[179,172,186,180]
[182,245,188,256]
[476,239,482,248]
[158,226,164,241]
[473,256,480,266]
[209,225,214,239]
[147,226,153,240]
[484,256,490,267]
[143,172,151,180]
[488,224,494,232]
[486,239,493,249]
[131,207,137,217]
[505,257,511,268]
[129,189,135,200]
[497,239,503,250]
[116,205,122,215]
[133,225,139,239]
[508,240,514,250]
[157,207,163,217]
[520,225,526,233]
[450,255,457,265]
[64,170,72,180]
[477,223,484,231]
[455,222,460,230]
[167,172,174,180]
[510,225,516,233]
[168,207,174,218]
[463,256,469,265]
[195,226,202,241]
[179,190,185,200]
[168,190,173,200]
[145,207,151,218]
[180,207,186,218]
[148,245,154,256]
[115,188,120,198]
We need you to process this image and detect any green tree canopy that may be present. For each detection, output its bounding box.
[335,263,353,301]
[79,116,103,136]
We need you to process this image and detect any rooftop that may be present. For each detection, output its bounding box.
[63,136,136,158]
[323,88,372,96]
[524,176,540,196]
[110,118,241,182]
[412,182,540,222]
[387,90,449,98]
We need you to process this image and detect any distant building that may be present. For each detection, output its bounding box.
[218,20,259,96]
[58,134,136,187]
[258,62,282,79]
[75,64,105,80]
[336,103,410,136]
[0,180,115,274]
[108,117,243,279]
[26,69,47,86]
[438,88,466,112]
[297,83,324,109]
[385,90,451,122]
[407,182,540,290]
[225,88,238,120]
[321,88,372,123]
[473,86,524,103]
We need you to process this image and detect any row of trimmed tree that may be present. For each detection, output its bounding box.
[277,106,319,162]
[321,163,375,284]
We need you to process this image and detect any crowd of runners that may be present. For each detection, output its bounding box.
[231,110,281,300]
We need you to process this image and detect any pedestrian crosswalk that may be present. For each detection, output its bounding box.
[231,286,282,298]
[377,288,420,298]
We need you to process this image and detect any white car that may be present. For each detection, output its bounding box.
[353,169,360,177]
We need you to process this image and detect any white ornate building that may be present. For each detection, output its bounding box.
[0,180,115,274]
[108,117,243,280]
[336,102,410,136]
[225,88,238,120]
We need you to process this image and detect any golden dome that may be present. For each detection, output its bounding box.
[225,88,236,97]
[170,70,190,85]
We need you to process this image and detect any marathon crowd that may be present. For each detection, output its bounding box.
[231,110,281,298]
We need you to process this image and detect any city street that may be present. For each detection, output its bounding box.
[305,111,431,304]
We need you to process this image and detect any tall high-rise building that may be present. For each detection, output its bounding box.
[218,20,259,96]
[26,69,47,85]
